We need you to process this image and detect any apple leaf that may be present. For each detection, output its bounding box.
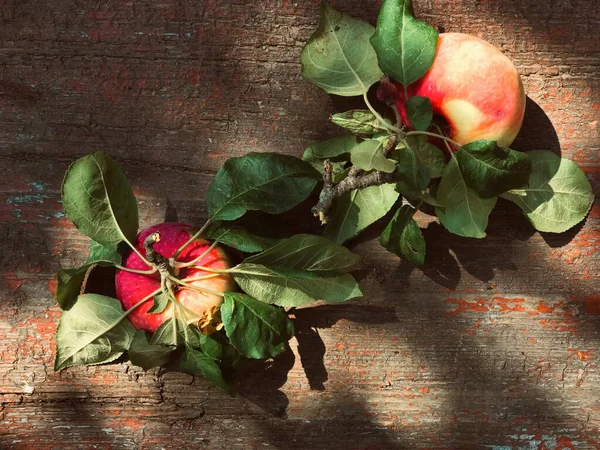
[301,4,383,96]
[128,330,174,370]
[394,146,430,192]
[221,293,294,359]
[405,135,446,178]
[435,158,497,238]
[148,291,170,314]
[54,294,136,371]
[370,0,438,86]
[244,234,360,273]
[380,205,426,266]
[500,151,594,233]
[180,348,230,393]
[302,135,357,162]
[350,139,397,173]
[324,184,400,244]
[150,315,192,347]
[205,222,280,254]
[230,263,362,307]
[330,110,389,135]
[207,153,320,222]
[406,96,433,131]
[457,140,532,199]
[196,332,224,361]
[56,241,122,310]
[62,152,139,247]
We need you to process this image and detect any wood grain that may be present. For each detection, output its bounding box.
[0,0,599,448]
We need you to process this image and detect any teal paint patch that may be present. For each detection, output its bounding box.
[6,182,49,205]
[486,446,512,450]
[506,434,559,450]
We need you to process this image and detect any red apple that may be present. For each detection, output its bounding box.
[115,223,234,333]
[391,32,526,147]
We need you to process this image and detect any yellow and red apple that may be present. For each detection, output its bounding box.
[115,223,234,333]
[391,32,526,147]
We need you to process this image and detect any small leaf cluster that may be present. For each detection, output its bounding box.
[55,152,363,392]
[300,1,594,265]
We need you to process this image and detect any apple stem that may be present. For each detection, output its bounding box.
[405,130,461,149]
[175,239,220,269]
[391,105,403,128]
[122,288,162,317]
[115,265,157,275]
[124,240,154,268]
[180,273,222,283]
[173,220,213,260]
[362,92,402,134]
[168,274,225,297]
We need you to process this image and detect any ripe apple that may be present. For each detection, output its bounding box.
[115,223,234,333]
[390,32,526,147]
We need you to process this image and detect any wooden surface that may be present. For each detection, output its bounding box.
[1,0,599,448]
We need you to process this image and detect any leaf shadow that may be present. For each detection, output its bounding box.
[234,348,295,419]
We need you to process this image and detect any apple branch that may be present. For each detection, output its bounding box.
[312,160,396,224]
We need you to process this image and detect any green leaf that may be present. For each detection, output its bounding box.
[350,139,397,173]
[406,96,433,131]
[56,269,88,310]
[205,222,279,254]
[128,330,174,370]
[403,189,444,207]
[56,241,122,310]
[148,291,170,314]
[324,184,400,244]
[395,146,430,192]
[197,332,223,361]
[370,0,438,85]
[230,263,362,307]
[180,348,230,393]
[405,135,446,178]
[62,152,139,246]
[207,153,320,221]
[86,240,122,265]
[500,151,594,233]
[435,158,497,238]
[244,234,360,273]
[330,110,388,135]
[457,140,532,199]
[301,4,383,96]
[380,205,426,266]
[150,315,191,347]
[302,135,357,162]
[54,294,136,371]
[221,293,294,359]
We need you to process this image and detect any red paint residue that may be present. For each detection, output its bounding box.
[557,436,575,449]
[583,295,600,316]
[445,297,526,315]
[537,301,558,314]
[47,278,58,297]
[568,348,595,362]
[2,272,24,292]
[445,298,489,315]
[419,387,429,394]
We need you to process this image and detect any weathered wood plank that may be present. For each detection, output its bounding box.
[1,0,599,449]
